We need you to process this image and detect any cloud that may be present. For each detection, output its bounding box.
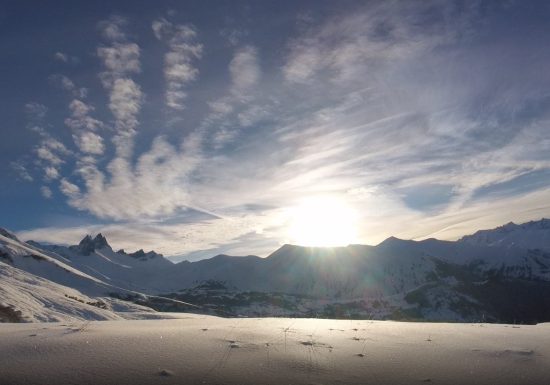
[229,45,260,97]
[36,147,62,165]
[44,166,60,181]
[152,18,202,110]
[65,99,103,132]
[199,45,263,148]
[61,135,202,221]
[237,104,268,127]
[283,44,321,83]
[59,178,80,198]
[207,100,233,115]
[49,74,74,91]
[53,52,68,62]
[282,2,483,84]
[24,102,48,120]
[220,28,248,47]
[73,131,105,156]
[40,186,52,199]
[97,15,128,41]
[53,16,201,225]
[53,51,79,64]
[97,43,140,84]
[23,102,74,182]
[96,15,143,162]
[49,74,88,98]
[35,138,70,166]
[10,161,33,182]
[17,210,283,258]
[108,78,142,134]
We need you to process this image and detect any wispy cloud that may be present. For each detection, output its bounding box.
[21,102,72,185]
[40,186,52,199]
[53,52,68,62]
[152,18,202,110]
[10,161,33,182]
[97,15,142,158]
[62,135,202,220]
[202,44,263,148]
[229,45,260,97]
[44,166,59,181]
[65,99,105,156]
[59,178,80,198]
[18,209,284,259]
[24,102,48,120]
[49,74,88,98]
[32,123,72,182]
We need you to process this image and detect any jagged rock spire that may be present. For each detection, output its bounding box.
[75,233,112,255]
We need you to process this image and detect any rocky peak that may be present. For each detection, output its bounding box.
[127,249,164,261]
[74,233,112,255]
[523,218,550,230]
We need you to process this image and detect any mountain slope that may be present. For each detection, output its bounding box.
[0,229,176,322]
[0,231,110,295]
[28,234,176,293]
[460,218,550,251]
[0,261,157,322]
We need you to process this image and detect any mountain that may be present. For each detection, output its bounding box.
[0,261,156,322]
[28,234,175,293]
[460,218,550,251]
[71,233,111,255]
[0,229,175,322]
[4,218,550,323]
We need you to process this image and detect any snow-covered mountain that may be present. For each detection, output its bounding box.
[460,218,550,251]
[1,230,111,295]
[28,233,176,293]
[3,218,550,323]
[0,229,173,322]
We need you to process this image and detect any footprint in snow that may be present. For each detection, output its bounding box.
[158,369,174,377]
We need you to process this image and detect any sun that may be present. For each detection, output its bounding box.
[287,196,359,247]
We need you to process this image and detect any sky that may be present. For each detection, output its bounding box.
[2,0,550,261]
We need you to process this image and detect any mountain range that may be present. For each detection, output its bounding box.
[1,219,550,323]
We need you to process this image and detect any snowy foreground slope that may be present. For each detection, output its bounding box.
[0,229,180,322]
[0,261,170,322]
[0,317,549,385]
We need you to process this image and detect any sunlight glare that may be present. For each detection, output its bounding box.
[287,196,359,247]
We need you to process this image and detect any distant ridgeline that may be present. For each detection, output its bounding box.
[2,219,550,323]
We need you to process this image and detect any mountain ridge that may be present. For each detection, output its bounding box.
[20,217,550,265]
[3,218,550,323]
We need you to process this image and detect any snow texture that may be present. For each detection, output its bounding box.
[0,317,548,384]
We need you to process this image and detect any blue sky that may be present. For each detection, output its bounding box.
[2,1,550,261]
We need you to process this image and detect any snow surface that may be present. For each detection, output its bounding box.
[0,317,548,385]
[0,261,184,322]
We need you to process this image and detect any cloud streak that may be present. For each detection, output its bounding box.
[153,18,202,110]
